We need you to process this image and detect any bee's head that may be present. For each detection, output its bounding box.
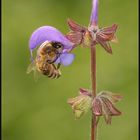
[51,42,63,50]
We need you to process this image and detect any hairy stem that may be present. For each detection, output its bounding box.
[91,44,97,140]
[91,44,96,97]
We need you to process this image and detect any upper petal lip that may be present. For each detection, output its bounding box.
[29,26,74,51]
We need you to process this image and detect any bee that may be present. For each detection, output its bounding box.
[27,41,63,80]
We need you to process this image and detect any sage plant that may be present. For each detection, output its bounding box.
[28,0,122,140]
[67,0,122,139]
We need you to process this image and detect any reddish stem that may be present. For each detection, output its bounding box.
[91,44,97,140]
[91,44,96,97]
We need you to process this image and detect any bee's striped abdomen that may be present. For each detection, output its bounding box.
[39,62,61,79]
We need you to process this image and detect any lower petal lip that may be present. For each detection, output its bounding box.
[60,53,75,66]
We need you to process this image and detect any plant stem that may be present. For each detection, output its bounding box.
[90,44,97,140]
[91,44,96,97]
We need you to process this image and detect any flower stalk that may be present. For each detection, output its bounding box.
[90,0,98,139]
[91,44,96,97]
[66,0,121,138]
[91,43,97,140]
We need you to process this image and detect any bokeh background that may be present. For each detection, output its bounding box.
[2,0,138,140]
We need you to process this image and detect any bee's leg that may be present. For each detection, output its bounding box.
[56,63,61,69]
[51,63,57,69]
[47,54,61,64]
[47,60,53,64]
[47,59,57,64]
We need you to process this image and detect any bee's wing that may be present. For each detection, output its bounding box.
[27,60,36,74]
[33,69,41,82]
[27,61,40,82]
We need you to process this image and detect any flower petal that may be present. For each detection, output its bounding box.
[60,53,75,66]
[29,26,74,50]
[90,0,98,25]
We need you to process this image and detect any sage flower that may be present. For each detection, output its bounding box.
[29,26,75,66]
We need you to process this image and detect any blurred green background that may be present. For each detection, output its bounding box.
[2,0,138,140]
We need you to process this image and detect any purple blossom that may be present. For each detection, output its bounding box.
[29,26,75,66]
[90,0,98,25]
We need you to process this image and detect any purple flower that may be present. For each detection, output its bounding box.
[29,26,75,66]
[90,0,98,25]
